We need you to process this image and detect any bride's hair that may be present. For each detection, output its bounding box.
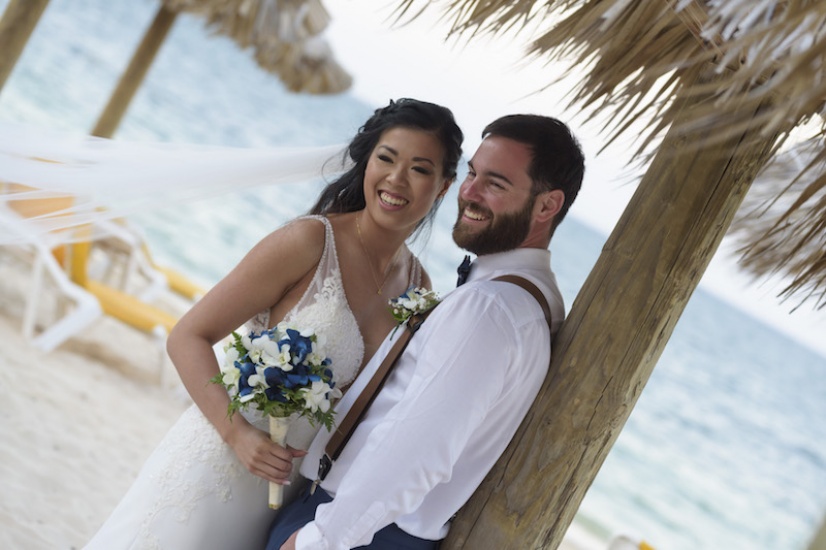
[309,98,463,235]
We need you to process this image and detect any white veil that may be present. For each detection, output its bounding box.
[0,123,347,244]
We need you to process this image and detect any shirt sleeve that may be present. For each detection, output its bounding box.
[296,286,548,549]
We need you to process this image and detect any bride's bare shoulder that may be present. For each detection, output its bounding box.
[242,216,327,271]
[277,216,327,245]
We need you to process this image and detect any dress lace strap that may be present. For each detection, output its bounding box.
[247,216,336,331]
[284,215,337,317]
[408,253,423,288]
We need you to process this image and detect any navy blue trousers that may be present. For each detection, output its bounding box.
[265,487,440,550]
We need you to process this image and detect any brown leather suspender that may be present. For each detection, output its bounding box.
[312,275,552,492]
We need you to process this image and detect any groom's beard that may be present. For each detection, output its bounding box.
[452,196,534,256]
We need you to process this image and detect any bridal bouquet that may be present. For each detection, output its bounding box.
[211,322,341,508]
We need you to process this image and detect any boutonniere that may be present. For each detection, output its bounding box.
[388,287,441,336]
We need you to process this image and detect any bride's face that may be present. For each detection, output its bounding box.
[362,127,451,234]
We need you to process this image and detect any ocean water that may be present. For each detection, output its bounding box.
[2,1,826,549]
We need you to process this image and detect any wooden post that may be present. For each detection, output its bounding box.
[810,515,826,550]
[0,0,50,92]
[443,64,779,549]
[90,4,177,138]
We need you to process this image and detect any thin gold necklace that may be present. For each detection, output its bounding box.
[355,213,400,295]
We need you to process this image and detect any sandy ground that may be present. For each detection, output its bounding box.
[0,248,600,550]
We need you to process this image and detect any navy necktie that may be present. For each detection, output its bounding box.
[456,255,472,287]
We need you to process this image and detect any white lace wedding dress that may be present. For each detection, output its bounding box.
[84,216,421,550]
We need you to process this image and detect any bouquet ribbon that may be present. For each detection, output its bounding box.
[269,416,292,509]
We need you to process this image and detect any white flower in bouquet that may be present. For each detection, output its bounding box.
[302,380,341,414]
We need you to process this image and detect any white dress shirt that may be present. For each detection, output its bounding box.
[296,247,565,550]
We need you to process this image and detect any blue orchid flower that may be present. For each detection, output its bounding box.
[285,328,314,365]
[285,363,310,388]
[263,366,286,388]
[238,361,255,384]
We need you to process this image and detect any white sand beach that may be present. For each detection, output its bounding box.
[0,251,191,549]
[0,249,597,550]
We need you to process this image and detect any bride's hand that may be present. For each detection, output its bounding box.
[226,422,308,484]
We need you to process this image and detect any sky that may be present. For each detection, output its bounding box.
[322,0,826,357]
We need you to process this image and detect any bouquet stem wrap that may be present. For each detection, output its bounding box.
[269,416,291,509]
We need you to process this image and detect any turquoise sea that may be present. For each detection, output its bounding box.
[2,1,826,548]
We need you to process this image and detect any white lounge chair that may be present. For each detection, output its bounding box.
[0,185,191,386]
[0,212,102,353]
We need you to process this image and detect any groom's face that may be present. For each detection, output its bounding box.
[452,136,537,255]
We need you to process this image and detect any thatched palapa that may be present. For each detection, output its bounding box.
[0,1,352,139]
[390,2,826,548]
[399,0,825,309]
[87,0,352,135]
[162,0,352,94]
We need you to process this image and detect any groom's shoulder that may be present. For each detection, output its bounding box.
[442,280,534,318]
[448,277,553,325]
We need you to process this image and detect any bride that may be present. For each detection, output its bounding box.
[83,98,463,549]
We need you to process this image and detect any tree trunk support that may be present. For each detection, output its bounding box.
[443,64,779,549]
[0,0,51,93]
[809,514,826,550]
[91,5,177,138]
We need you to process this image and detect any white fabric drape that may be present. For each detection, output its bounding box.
[0,123,346,244]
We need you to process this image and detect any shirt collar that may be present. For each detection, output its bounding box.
[465,247,552,283]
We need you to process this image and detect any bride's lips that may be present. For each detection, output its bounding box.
[378,190,409,209]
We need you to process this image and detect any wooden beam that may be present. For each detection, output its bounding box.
[810,515,826,550]
[443,63,779,549]
[0,0,50,92]
[91,5,177,138]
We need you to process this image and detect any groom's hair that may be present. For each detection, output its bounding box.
[309,98,463,235]
[483,115,584,229]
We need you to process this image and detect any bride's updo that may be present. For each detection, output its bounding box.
[309,98,463,234]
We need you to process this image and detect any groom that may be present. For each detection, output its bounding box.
[267,114,585,550]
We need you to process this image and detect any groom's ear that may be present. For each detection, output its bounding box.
[533,189,564,223]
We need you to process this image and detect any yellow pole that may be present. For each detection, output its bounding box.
[0,0,51,93]
[90,4,178,138]
[66,218,93,287]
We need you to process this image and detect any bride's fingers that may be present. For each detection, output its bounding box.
[247,432,292,462]
[250,463,292,484]
[248,452,294,482]
[255,447,293,471]
[286,445,308,458]
[232,427,306,482]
